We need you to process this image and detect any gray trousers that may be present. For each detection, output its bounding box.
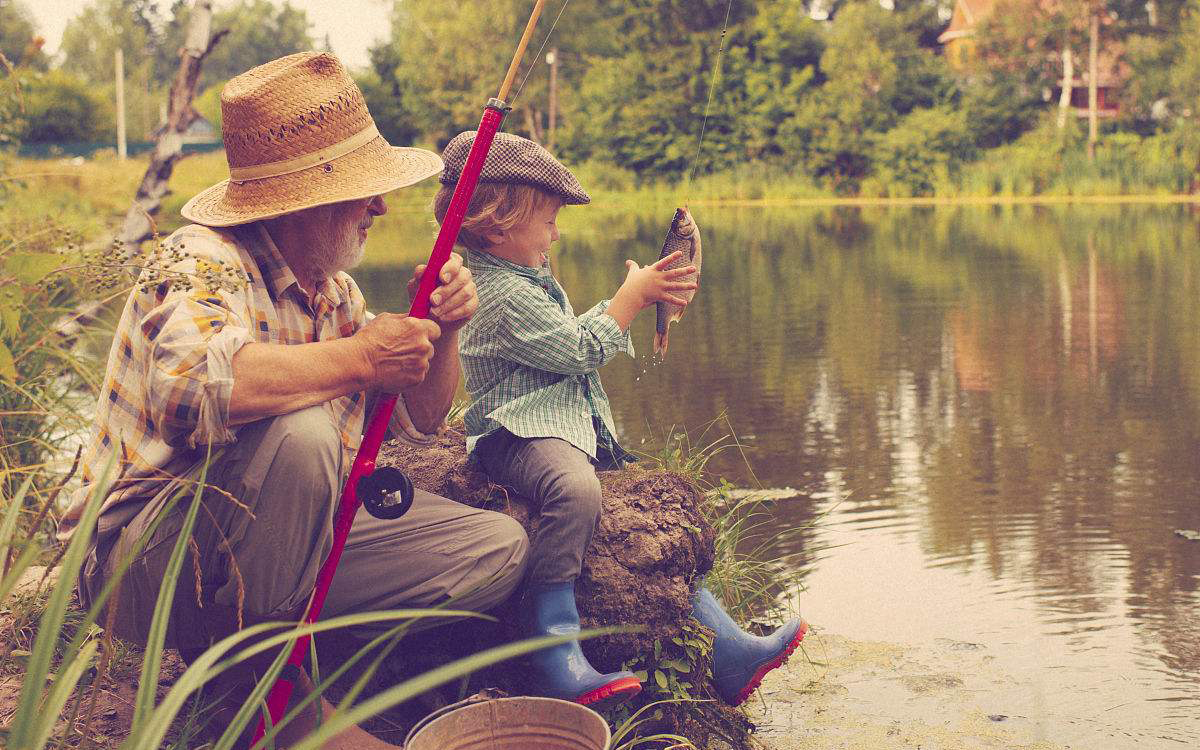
[81,406,529,649]
[476,431,602,586]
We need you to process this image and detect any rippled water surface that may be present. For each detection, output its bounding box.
[358,203,1200,748]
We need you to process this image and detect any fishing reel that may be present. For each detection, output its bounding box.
[358,466,415,520]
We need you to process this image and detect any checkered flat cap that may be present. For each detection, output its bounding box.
[440,131,590,205]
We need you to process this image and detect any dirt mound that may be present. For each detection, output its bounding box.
[378,428,715,667]
[377,428,752,747]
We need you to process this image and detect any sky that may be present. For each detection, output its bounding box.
[25,0,393,71]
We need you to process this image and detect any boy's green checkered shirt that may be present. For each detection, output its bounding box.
[461,250,636,465]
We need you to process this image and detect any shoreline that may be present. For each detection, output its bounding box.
[616,193,1200,208]
[751,628,1069,750]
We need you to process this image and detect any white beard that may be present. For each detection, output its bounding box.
[310,222,365,277]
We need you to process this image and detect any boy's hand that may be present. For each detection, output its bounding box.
[606,250,698,331]
[407,252,478,332]
[622,250,698,308]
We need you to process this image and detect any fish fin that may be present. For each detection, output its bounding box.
[654,330,669,357]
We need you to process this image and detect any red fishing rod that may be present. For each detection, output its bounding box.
[251,2,548,744]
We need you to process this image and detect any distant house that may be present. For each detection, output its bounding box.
[150,114,220,144]
[938,0,1124,118]
[938,0,997,70]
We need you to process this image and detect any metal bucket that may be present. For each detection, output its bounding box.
[404,695,610,750]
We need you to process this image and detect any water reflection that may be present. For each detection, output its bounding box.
[357,203,1200,747]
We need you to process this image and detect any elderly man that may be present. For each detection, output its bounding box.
[63,53,528,748]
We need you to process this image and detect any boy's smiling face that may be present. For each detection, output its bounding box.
[487,199,563,268]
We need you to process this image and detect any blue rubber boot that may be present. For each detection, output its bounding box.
[525,582,642,708]
[692,587,808,706]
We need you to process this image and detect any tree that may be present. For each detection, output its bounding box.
[370,0,624,148]
[566,0,822,175]
[164,0,314,87]
[872,106,975,195]
[57,0,164,137]
[0,0,48,70]
[18,70,115,143]
[58,0,161,84]
[780,0,955,189]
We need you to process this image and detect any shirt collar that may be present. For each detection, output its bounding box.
[468,249,552,280]
[249,223,348,309]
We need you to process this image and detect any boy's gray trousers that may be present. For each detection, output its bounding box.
[476,430,603,587]
[80,405,529,649]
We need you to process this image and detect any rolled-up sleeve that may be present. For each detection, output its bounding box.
[141,277,253,450]
[497,288,634,374]
[387,392,439,446]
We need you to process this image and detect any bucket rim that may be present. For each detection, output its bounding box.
[404,694,611,749]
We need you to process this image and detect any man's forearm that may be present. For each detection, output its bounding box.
[229,339,372,426]
[402,329,460,433]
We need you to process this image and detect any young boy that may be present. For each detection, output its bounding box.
[437,132,807,709]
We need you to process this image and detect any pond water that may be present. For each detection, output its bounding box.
[356,202,1200,749]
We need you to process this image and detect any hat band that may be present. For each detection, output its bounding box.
[228,124,380,183]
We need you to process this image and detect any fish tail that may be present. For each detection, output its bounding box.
[654,328,669,356]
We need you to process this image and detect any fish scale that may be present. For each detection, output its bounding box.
[654,207,702,356]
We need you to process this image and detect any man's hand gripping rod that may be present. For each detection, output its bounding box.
[250,2,547,745]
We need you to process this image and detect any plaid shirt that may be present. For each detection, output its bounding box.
[61,223,432,541]
[460,250,635,465]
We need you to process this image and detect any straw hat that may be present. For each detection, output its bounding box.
[181,52,442,227]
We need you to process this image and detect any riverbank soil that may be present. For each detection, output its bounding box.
[0,567,192,747]
[749,629,1068,750]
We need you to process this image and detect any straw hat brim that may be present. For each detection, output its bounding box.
[180,137,443,227]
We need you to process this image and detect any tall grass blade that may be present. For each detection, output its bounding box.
[0,537,44,605]
[6,453,114,748]
[0,474,33,577]
[126,610,485,750]
[286,628,632,750]
[26,640,99,748]
[130,457,209,734]
[214,622,297,750]
[608,697,705,748]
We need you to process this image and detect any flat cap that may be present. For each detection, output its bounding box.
[439,131,590,205]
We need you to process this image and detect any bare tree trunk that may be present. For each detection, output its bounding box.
[117,0,225,250]
[1057,46,1074,131]
[1087,13,1099,160]
[57,1,224,338]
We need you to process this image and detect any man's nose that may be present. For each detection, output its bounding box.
[550,225,559,242]
[368,194,387,216]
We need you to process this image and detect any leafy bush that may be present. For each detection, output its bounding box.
[17,70,114,144]
[871,106,975,196]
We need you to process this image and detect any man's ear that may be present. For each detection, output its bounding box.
[483,228,505,247]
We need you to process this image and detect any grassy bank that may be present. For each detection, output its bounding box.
[4,140,1197,233]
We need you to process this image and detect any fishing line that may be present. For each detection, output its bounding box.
[510,0,572,106]
[683,0,735,202]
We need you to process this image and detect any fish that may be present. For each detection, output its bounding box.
[654,207,702,356]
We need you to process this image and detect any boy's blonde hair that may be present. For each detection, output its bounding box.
[433,182,560,252]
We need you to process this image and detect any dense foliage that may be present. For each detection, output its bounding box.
[2,0,1198,194]
[364,0,1200,194]
[4,0,313,143]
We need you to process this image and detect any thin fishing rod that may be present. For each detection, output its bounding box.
[684,0,735,202]
[511,0,572,106]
